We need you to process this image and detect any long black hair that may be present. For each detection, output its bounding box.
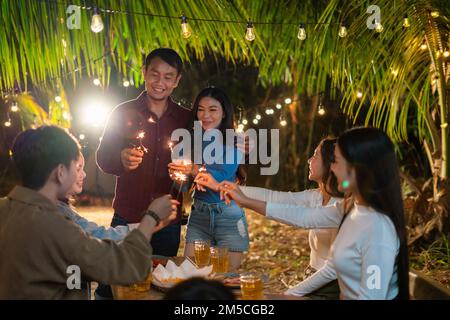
[189,87,246,184]
[318,137,344,198]
[337,127,409,300]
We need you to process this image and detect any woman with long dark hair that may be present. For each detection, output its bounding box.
[168,87,248,270]
[213,127,409,300]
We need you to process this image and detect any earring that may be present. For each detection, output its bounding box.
[342,180,350,189]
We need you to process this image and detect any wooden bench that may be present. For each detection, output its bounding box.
[409,270,450,300]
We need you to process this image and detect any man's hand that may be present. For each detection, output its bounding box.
[121,148,144,171]
[147,195,180,221]
[194,172,219,192]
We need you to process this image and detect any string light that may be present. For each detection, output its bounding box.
[79,134,85,140]
[338,23,348,38]
[402,15,410,28]
[275,103,282,110]
[318,104,326,116]
[236,124,245,133]
[180,15,192,39]
[252,119,259,125]
[279,115,287,126]
[297,24,306,40]
[356,90,363,99]
[55,95,62,102]
[4,119,11,127]
[93,78,101,86]
[265,108,274,115]
[10,102,19,112]
[430,10,440,18]
[255,114,262,120]
[245,22,256,41]
[374,20,384,33]
[91,6,104,33]
[444,50,450,58]
[123,79,130,87]
[284,98,292,104]
[420,40,427,50]
[242,118,248,125]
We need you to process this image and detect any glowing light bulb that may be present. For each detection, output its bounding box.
[55,96,62,103]
[420,41,427,50]
[252,119,259,125]
[242,119,248,125]
[356,91,363,99]
[430,10,439,18]
[255,114,261,120]
[374,20,384,33]
[4,120,11,127]
[79,134,85,140]
[284,98,292,104]
[245,22,256,41]
[93,78,101,86]
[280,119,287,126]
[297,24,306,40]
[338,25,348,38]
[403,16,410,28]
[443,50,450,58]
[123,79,130,87]
[10,102,19,112]
[90,6,104,33]
[180,15,192,39]
[276,103,282,110]
[318,104,325,116]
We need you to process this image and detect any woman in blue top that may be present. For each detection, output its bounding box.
[169,87,248,271]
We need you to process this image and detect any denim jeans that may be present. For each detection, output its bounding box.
[94,212,181,299]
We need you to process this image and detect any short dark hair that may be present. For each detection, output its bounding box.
[163,277,236,300]
[144,48,183,74]
[11,125,81,190]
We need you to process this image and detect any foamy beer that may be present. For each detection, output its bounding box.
[130,268,152,293]
[240,273,264,300]
[194,240,211,267]
[210,247,229,273]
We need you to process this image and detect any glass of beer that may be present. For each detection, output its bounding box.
[194,240,211,267]
[210,247,229,274]
[130,268,152,293]
[240,273,264,300]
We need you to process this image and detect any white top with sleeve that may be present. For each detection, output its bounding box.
[266,201,399,300]
[240,187,338,270]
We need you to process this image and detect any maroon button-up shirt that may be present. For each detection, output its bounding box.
[96,91,192,223]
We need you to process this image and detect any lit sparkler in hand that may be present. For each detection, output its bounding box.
[132,130,148,153]
[170,171,188,200]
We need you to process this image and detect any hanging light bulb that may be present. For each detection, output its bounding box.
[374,20,384,33]
[242,118,248,125]
[245,22,256,41]
[255,114,262,120]
[180,15,192,39]
[93,78,101,86]
[79,134,85,140]
[123,79,130,87]
[356,91,363,99]
[236,124,245,133]
[297,24,306,40]
[10,102,19,112]
[252,119,259,125]
[90,6,104,33]
[443,50,450,58]
[4,119,11,127]
[265,108,274,115]
[420,40,427,51]
[318,103,326,116]
[279,115,287,127]
[403,15,410,28]
[275,103,282,110]
[430,10,440,18]
[284,98,292,104]
[55,96,62,103]
[338,23,348,38]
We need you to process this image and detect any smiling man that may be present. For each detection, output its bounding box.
[96,48,192,299]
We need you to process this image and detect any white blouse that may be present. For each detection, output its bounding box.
[266,201,399,300]
[240,187,338,270]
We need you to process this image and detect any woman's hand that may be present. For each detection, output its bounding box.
[217,181,248,206]
[168,162,195,180]
[194,172,219,192]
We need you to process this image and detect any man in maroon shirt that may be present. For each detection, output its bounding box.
[95,48,191,299]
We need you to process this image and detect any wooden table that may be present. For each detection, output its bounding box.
[111,256,304,300]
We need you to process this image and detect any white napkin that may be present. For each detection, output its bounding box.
[152,259,213,284]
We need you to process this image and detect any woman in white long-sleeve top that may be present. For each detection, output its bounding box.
[196,137,344,299]
[214,127,409,300]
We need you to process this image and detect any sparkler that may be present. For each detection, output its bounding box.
[170,171,188,200]
[131,130,148,153]
[190,165,207,193]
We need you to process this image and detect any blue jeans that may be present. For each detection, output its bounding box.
[95,212,181,299]
[186,199,249,252]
